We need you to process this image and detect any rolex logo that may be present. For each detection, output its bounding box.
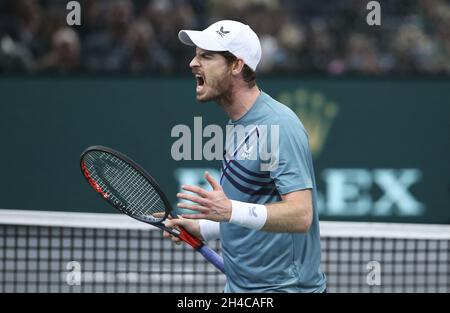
[216,26,230,37]
[278,89,339,159]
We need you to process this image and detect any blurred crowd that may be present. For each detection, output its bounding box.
[0,0,449,75]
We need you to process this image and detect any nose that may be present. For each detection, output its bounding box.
[189,55,200,69]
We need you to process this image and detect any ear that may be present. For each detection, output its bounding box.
[231,59,245,76]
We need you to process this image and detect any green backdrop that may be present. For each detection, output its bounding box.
[1,76,448,223]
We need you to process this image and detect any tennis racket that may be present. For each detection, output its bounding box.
[80,145,225,273]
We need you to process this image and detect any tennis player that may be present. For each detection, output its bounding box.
[164,20,326,293]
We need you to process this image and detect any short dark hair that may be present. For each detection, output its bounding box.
[217,51,256,88]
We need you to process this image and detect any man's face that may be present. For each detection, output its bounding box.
[189,48,233,103]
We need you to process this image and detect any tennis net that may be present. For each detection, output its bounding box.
[1,209,449,293]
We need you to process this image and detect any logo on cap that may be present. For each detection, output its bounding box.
[216,26,230,38]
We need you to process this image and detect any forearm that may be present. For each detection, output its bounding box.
[229,190,313,233]
[177,175,313,234]
[263,200,312,233]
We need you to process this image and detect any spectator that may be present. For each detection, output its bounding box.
[0,0,449,75]
[391,23,441,73]
[125,19,174,74]
[144,0,197,71]
[0,34,35,73]
[275,21,307,72]
[36,27,81,73]
[83,0,135,73]
[345,33,381,74]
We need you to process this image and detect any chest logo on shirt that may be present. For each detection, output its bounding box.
[241,144,254,160]
[170,117,280,171]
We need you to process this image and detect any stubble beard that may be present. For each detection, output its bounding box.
[197,71,233,105]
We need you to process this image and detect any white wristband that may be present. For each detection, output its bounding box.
[199,219,220,241]
[229,200,268,230]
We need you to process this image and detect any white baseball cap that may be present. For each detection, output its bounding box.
[178,20,262,71]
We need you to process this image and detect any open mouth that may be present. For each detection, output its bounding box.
[195,74,205,92]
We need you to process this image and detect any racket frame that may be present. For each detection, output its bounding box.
[80,145,199,248]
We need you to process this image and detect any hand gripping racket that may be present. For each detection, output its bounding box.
[80,145,225,273]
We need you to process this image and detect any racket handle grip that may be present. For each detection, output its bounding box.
[177,226,225,274]
[198,245,226,274]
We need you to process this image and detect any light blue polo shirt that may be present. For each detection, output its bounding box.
[220,91,326,292]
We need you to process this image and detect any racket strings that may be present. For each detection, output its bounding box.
[83,151,167,220]
[98,152,166,215]
[111,162,155,210]
[92,152,166,216]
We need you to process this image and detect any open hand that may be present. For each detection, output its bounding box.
[177,171,232,222]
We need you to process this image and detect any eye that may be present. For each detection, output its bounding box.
[200,53,212,59]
